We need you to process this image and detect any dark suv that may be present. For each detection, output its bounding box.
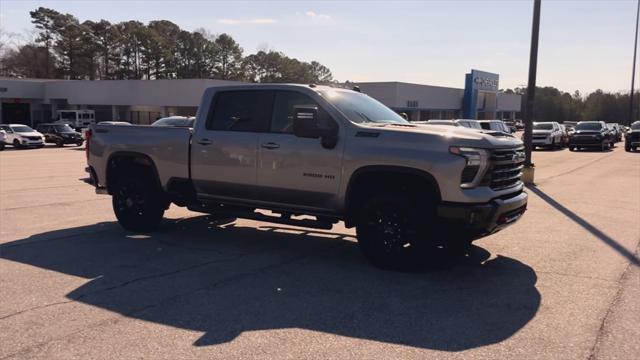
[568,121,612,152]
[625,121,640,152]
[36,123,84,147]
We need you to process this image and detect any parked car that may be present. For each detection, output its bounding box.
[606,123,623,142]
[421,119,512,138]
[478,120,512,134]
[151,116,195,128]
[85,84,527,270]
[0,129,6,151]
[514,119,524,130]
[98,121,132,126]
[568,121,613,151]
[625,121,640,152]
[559,124,570,147]
[503,120,517,133]
[0,124,45,149]
[530,122,564,149]
[36,123,84,147]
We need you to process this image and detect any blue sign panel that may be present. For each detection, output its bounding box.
[463,69,499,119]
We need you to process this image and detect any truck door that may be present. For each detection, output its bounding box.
[191,90,274,201]
[256,90,343,211]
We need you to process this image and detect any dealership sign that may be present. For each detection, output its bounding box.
[463,69,500,118]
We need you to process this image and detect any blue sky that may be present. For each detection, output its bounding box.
[0,0,637,93]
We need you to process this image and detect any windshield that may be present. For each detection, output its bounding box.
[534,123,554,130]
[427,120,456,126]
[152,117,195,128]
[632,123,640,130]
[11,125,35,133]
[53,124,74,132]
[320,90,408,124]
[576,122,602,131]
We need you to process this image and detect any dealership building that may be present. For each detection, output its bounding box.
[0,69,521,126]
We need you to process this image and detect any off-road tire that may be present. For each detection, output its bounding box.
[112,174,165,232]
[356,190,437,271]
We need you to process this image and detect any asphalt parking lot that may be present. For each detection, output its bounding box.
[0,143,638,360]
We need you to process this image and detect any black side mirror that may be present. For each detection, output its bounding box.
[293,107,321,138]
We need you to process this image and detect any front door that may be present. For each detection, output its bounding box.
[191,90,274,201]
[257,90,343,211]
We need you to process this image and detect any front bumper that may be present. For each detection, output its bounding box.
[18,139,44,147]
[570,136,603,146]
[532,137,552,145]
[437,191,528,237]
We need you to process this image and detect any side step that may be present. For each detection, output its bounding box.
[187,204,337,230]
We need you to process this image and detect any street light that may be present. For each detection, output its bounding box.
[522,0,541,184]
[629,0,639,126]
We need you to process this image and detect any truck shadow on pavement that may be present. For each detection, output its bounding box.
[1,216,540,351]
[526,184,640,266]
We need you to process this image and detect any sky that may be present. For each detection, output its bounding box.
[0,0,638,94]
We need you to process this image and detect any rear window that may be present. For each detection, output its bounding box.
[534,123,554,130]
[207,91,274,132]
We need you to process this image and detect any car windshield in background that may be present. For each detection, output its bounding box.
[53,124,74,132]
[12,126,35,133]
[534,123,554,130]
[151,117,195,127]
[632,123,640,130]
[576,123,602,131]
[428,121,455,126]
[320,90,409,125]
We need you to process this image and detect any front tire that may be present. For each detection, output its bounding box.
[356,191,436,271]
[12,139,23,149]
[112,175,165,232]
[56,139,64,147]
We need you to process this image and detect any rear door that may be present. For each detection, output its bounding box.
[190,90,274,201]
[256,90,343,211]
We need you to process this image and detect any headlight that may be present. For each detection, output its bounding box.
[450,146,490,189]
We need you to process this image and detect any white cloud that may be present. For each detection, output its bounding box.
[217,18,277,25]
[304,11,331,20]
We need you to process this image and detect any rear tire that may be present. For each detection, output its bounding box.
[56,139,64,147]
[356,190,437,271]
[112,174,165,232]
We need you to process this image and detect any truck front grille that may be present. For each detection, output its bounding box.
[485,147,525,190]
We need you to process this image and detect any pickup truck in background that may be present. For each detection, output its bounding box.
[85,84,527,270]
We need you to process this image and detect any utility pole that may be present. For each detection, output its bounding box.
[523,0,541,183]
[630,0,640,126]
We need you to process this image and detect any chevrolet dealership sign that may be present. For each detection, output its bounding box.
[462,69,500,118]
[471,70,499,91]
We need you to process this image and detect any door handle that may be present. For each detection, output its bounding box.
[197,138,213,145]
[261,142,280,150]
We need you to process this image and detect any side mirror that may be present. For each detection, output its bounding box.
[293,107,321,138]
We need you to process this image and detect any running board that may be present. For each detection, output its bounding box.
[187,204,336,230]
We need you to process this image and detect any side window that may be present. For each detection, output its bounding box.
[271,90,337,134]
[2,126,13,133]
[207,90,274,132]
[40,125,49,133]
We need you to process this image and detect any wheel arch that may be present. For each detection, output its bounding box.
[106,151,162,195]
[343,165,441,227]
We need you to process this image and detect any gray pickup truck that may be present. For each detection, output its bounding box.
[86,84,527,269]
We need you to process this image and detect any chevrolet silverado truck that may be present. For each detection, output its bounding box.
[85,84,527,269]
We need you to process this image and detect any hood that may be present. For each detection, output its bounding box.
[360,123,523,149]
[17,131,43,137]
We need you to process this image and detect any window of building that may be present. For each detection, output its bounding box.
[207,91,274,132]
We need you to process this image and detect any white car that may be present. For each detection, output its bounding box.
[0,124,45,148]
[531,122,564,149]
[0,129,6,150]
[478,120,513,134]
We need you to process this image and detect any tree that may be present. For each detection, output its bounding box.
[0,44,55,78]
[212,33,243,80]
[29,7,62,78]
[85,20,119,79]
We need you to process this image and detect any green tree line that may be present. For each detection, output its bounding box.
[505,86,639,125]
[0,7,334,83]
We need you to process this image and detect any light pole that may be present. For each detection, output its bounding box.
[629,0,640,126]
[523,0,541,183]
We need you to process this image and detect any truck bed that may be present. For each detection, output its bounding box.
[88,124,192,190]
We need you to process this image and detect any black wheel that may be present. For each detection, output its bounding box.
[356,190,437,270]
[112,174,166,232]
[626,146,632,152]
[56,139,64,147]
[12,139,23,149]
[76,141,84,147]
[0,143,5,151]
[601,142,607,152]
[569,146,575,151]
[633,146,638,151]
